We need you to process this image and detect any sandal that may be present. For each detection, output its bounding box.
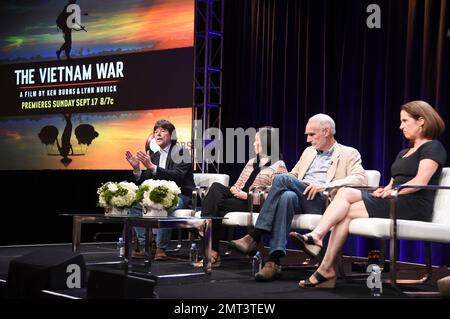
[193,251,221,268]
[298,271,336,289]
[289,232,322,257]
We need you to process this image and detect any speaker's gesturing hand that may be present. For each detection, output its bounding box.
[125,150,140,170]
[136,151,156,171]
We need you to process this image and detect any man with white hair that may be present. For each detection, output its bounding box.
[229,114,367,281]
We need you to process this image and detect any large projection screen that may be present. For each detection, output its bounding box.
[0,0,194,170]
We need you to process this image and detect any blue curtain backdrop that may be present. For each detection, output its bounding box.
[221,0,450,265]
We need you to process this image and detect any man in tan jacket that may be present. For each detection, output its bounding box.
[229,114,367,281]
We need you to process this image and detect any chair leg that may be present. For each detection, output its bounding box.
[338,239,440,296]
[389,237,401,293]
[339,239,392,283]
[257,240,266,260]
[380,239,387,271]
[282,237,325,270]
[423,241,433,284]
[337,250,348,280]
[388,241,441,296]
[390,241,433,285]
[165,229,183,253]
[223,227,235,256]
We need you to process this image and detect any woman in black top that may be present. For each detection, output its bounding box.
[362,139,446,221]
[292,101,446,289]
[195,127,287,268]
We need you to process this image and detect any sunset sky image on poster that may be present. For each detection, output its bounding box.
[0,107,192,170]
[0,0,194,62]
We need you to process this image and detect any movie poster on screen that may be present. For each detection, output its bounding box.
[0,0,194,169]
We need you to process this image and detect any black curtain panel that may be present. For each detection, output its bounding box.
[221,0,450,265]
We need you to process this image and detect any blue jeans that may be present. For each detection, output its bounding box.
[254,174,326,256]
[129,194,189,250]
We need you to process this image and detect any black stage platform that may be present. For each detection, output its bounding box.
[1,241,449,300]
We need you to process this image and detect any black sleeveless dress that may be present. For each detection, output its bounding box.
[362,140,447,221]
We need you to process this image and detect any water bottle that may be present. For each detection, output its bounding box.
[189,243,199,265]
[117,237,125,257]
[252,251,262,276]
[366,264,383,297]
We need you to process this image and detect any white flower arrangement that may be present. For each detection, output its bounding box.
[97,181,139,209]
[138,179,181,212]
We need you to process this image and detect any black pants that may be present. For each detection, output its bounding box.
[201,183,252,252]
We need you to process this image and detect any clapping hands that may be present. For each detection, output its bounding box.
[125,150,156,171]
[125,150,140,170]
[136,150,156,170]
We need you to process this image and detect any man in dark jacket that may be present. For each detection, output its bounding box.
[126,119,194,260]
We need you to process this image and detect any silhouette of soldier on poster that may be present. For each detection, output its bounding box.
[38,114,99,167]
[56,0,87,60]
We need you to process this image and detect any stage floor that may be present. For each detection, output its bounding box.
[0,241,449,300]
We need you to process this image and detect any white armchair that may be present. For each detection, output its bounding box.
[223,170,381,232]
[170,173,230,251]
[348,167,450,295]
[290,170,381,231]
[172,173,230,218]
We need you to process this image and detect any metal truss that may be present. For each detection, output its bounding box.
[192,0,224,173]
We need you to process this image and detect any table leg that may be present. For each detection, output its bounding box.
[72,217,82,252]
[144,227,151,273]
[203,219,212,274]
[124,220,133,273]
